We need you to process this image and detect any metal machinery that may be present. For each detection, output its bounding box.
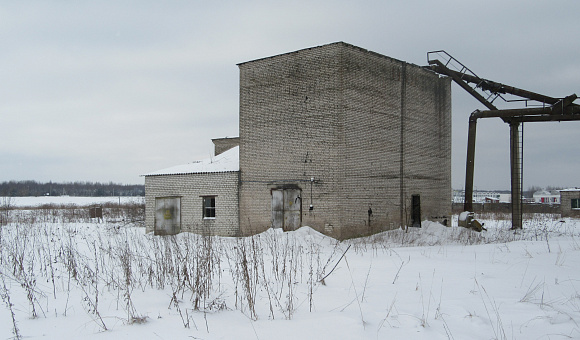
[427,51,580,230]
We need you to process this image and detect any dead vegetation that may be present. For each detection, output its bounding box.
[0,204,578,338]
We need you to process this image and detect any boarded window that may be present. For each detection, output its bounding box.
[203,196,216,218]
[154,197,181,235]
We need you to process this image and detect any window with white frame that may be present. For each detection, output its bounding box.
[572,198,580,210]
[202,196,216,218]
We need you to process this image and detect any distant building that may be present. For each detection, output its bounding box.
[560,188,580,217]
[144,42,452,239]
[453,190,507,204]
[533,190,560,205]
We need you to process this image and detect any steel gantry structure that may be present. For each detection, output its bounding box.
[427,51,580,229]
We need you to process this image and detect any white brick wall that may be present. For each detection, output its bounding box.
[238,42,451,239]
[561,190,580,217]
[145,172,240,236]
[212,137,240,156]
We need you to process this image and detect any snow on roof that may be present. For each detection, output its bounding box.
[143,146,239,176]
[560,187,580,192]
[533,190,560,196]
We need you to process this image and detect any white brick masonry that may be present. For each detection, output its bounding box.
[238,42,451,239]
[145,172,240,236]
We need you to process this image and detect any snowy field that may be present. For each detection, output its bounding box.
[0,203,579,339]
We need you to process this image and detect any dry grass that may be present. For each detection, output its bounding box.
[0,205,578,330]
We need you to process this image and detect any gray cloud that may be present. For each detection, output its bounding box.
[0,1,577,189]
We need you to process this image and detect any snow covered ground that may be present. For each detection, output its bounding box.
[0,204,579,339]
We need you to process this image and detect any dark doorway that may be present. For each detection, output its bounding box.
[411,194,421,228]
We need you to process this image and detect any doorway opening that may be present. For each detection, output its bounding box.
[411,194,421,228]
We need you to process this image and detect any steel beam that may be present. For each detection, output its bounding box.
[429,60,561,105]
[550,94,578,115]
[429,61,497,110]
[473,105,580,120]
[510,114,580,123]
[464,114,478,212]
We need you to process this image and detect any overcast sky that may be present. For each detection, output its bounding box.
[1,1,578,190]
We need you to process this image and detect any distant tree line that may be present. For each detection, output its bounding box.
[0,180,144,197]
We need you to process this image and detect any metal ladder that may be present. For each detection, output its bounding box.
[427,50,505,105]
[511,122,524,229]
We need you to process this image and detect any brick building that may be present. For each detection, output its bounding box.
[143,145,240,236]
[144,42,452,239]
[560,188,580,218]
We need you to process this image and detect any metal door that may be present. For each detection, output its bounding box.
[155,197,181,235]
[271,189,301,231]
[284,189,301,231]
[271,190,284,229]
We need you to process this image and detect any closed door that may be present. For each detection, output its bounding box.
[155,197,181,235]
[271,189,301,231]
[271,190,284,229]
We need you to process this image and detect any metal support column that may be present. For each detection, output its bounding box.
[510,121,523,229]
[464,114,478,212]
[428,50,580,232]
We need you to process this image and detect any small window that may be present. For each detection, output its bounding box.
[572,198,580,210]
[203,196,216,218]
